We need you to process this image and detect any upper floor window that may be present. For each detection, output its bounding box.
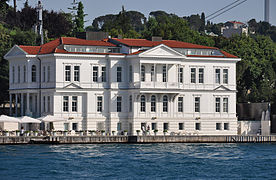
[223,98,228,112]
[199,68,204,83]
[178,67,183,83]
[63,96,69,112]
[162,65,167,82]
[215,97,220,112]
[18,66,20,83]
[74,66,80,82]
[151,65,155,82]
[31,65,36,82]
[215,69,220,84]
[129,66,132,83]
[151,95,156,112]
[141,65,145,82]
[12,66,15,83]
[47,66,51,82]
[102,67,106,82]
[194,97,200,112]
[97,96,103,112]
[178,97,183,112]
[191,68,196,83]
[117,67,122,82]
[93,66,98,82]
[140,95,146,112]
[223,69,228,84]
[117,96,122,112]
[43,96,46,112]
[65,66,71,81]
[43,66,46,82]
[47,96,51,112]
[129,95,132,112]
[72,96,78,112]
[23,66,26,82]
[163,95,168,112]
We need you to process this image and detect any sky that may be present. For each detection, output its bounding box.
[9,0,276,26]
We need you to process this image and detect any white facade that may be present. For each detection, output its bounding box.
[5,38,240,135]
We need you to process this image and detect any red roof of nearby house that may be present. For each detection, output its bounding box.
[228,21,244,25]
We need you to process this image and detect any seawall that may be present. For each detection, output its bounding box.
[0,135,276,145]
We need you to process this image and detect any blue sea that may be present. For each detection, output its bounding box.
[0,143,276,179]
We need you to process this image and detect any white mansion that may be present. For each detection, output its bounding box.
[4,37,240,135]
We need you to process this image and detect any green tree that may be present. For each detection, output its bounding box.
[73,1,85,35]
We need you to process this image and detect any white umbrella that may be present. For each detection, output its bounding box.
[37,115,64,122]
[18,116,41,123]
[0,115,21,123]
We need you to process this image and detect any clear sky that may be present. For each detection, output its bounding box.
[10,0,276,26]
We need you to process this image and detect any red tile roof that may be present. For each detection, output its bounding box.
[61,37,116,47]
[228,21,244,25]
[19,46,41,55]
[220,50,238,58]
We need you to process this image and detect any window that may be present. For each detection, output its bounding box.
[97,96,103,112]
[179,123,184,130]
[163,95,168,112]
[140,95,146,112]
[215,97,220,112]
[93,66,98,82]
[65,66,71,81]
[199,68,204,83]
[178,67,183,83]
[195,123,201,130]
[178,97,183,112]
[152,123,157,130]
[43,96,46,112]
[162,65,167,82]
[117,123,121,131]
[191,68,196,83]
[74,66,80,81]
[223,98,228,112]
[31,65,36,82]
[63,96,69,112]
[72,123,78,131]
[72,96,78,112]
[64,123,69,131]
[151,65,155,81]
[223,69,228,84]
[141,65,145,82]
[102,67,106,82]
[215,69,220,84]
[129,95,132,112]
[224,123,229,130]
[151,95,156,112]
[43,66,46,82]
[129,66,132,82]
[47,66,50,82]
[47,96,51,112]
[117,96,122,112]
[195,97,200,112]
[18,66,20,83]
[163,123,169,131]
[12,66,15,83]
[216,123,222,130]
[23,66,26,82]
[117,67,122,82]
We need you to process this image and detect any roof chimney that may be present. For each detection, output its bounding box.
[152,36,162,41]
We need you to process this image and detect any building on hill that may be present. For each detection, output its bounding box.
[4,37,240,135]
[221,21,248,38]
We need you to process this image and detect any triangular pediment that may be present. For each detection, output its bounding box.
[63,83,82,89]
[4,45,27,59]
[139,44,185,57]
[214,85,231,91]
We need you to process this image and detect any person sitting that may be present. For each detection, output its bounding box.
[20,126,24,136]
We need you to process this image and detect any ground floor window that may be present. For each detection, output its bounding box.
[152,123,157,130]
[195,123,201,130]
[216,123,222,130]
[179,123,184,130]
[72,123,78,131]
[163,123,169,131]
[117,122,121,131]
[224,123,229,130]
[64,123,69,131]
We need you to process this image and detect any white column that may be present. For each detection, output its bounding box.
[26,93,30,115]
[15,94,18,117]
[21,93,24,116]
[9,94,12,116]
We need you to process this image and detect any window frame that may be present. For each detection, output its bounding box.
[140,95,146,112]
[194,97,200,112]
[93,66,98,82]
[63,96,69,112]
[72,96,78,112]
[162,65,167,82]
[178,97,183,112]
[117,96,122,112]
[151,95,156,112]
[141,65,145,82]
[191,68,196,83]
[74,66,80,82]
[31,65,37,82]
[97,96,103,112]
[101,66,106,82]
[198,68,204,83]
[65,65,71,82]
[117,66,122,82]
[163,95,168,112]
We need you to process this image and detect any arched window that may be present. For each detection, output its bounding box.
[151,95,156,112]
[141,65,145,82]
[163,95,168,112]
[31,65,36,82]
[140,95,146,112]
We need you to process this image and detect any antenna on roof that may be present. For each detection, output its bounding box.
[36,0,44,45]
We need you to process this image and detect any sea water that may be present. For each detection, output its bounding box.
[0,143,276,179]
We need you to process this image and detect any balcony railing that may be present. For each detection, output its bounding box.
[133,81,180,89]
